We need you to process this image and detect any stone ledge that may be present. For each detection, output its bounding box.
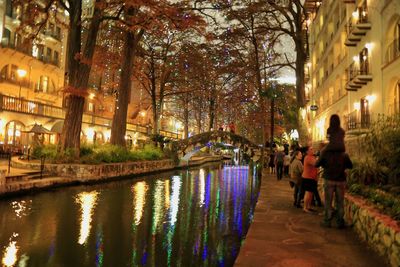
[345,194,400,267]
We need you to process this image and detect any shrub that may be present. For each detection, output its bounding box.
[347,160,388,186]
[31,144,57,160]
[364,114,400,185]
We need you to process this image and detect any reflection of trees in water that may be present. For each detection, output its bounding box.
[0,165,260,267]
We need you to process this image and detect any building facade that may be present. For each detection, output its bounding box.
[305,0,400,143]
[0,0,180,152]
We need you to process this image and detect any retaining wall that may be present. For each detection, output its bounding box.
[345,194,400,267]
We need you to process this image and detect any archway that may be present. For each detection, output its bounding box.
[5,120,25,146]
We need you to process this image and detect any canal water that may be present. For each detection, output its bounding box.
[0,163,261,267]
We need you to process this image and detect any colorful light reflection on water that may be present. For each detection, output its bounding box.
[0,163,260,267]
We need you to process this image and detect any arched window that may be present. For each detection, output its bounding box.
[0,65,8,80]
[5,121,24,146]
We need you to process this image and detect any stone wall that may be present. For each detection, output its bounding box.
[345,194,400,267]
[12,159,177,181]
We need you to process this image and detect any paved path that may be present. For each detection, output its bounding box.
[235,171,388,267]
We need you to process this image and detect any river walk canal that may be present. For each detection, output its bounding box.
[0,162,261,267]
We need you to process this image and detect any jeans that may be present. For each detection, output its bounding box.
[323,180,346,225]
[276,162,284,180]
[294,178,303,205]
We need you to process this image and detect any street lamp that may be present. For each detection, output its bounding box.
[17,69,27,99]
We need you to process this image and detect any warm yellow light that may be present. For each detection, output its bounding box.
[89,93,95,100]
[132,181,148,226]
[199,169,205,207]
[2,239,18,267]
[365,42,373,51]
[104,130,111,141]
[17,69,27,78]
[353,56,359,62]
[76,191,99,245]
[366,94,376,104]
[169,176,181,226]
[354,102,360,111]
[140,111,146,117]
[352,11,359,19]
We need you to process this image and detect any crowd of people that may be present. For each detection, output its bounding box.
[266,114,353,229]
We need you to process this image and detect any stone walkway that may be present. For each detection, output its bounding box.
[235,171,388,267]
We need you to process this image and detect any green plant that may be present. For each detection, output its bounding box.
[363,114,400,185]
[348,160,388,186]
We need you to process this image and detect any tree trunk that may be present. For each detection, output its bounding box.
[208,86,215,132]
[184,92,189,138]
[110,31,135,147]
[270,97,275,151]
[59,0,101,157]
[295,39,306,108]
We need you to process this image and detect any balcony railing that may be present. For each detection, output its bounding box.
[345,62,372,91]
[0,41,32,57]
[346,110,371,130]
[384,38,400,65]
[344,12,371,47]
[0,94,182,139]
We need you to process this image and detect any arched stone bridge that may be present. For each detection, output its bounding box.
[171,131,262,162]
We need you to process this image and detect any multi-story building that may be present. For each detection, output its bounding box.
[304,0,400,144]
[0,0,180,152]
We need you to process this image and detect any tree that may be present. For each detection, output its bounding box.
[266,0,309,108]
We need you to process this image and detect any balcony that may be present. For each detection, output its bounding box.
[0,94,181,139]
[346,110,371,131]
[345,62,372,91]
[344,14,371,47]
[43,30,62,42]
[384,38,400,66]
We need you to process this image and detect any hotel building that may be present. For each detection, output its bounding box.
[304,0,400,144]
[0,0,180,152]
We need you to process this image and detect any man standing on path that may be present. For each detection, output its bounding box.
[274,147,285,180]
[316,150,353,228]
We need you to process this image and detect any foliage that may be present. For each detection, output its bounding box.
[363,114,400,185]
[32,143,165,164]
[31,144,57,159]
[348,185,400,221]
[347,160,389,186]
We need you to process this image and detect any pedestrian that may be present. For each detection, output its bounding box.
[301,146,318,213]
[275,147,285,180]
[268,151,275,174]
[323,114,346,153]
[290,150,303,208]
[316,149,353,228]
[283,153,291,177]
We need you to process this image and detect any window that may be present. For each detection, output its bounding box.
[0,65,9,80]
[10,64,18,81]
[37,45,44,61]
[88,102,94,112]
[54,51,59,65]
[36,76,49,92]
[5,0,12,17]
[46,47,52,62]
[359,48,369,74]
[5,121,24,146]
[360,97,370,128]
[2,28,11,46]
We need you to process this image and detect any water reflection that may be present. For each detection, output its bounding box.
[2,234,18,267]
[0,163,260,267]
[76,191,99,245]
[132,181,148,226]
